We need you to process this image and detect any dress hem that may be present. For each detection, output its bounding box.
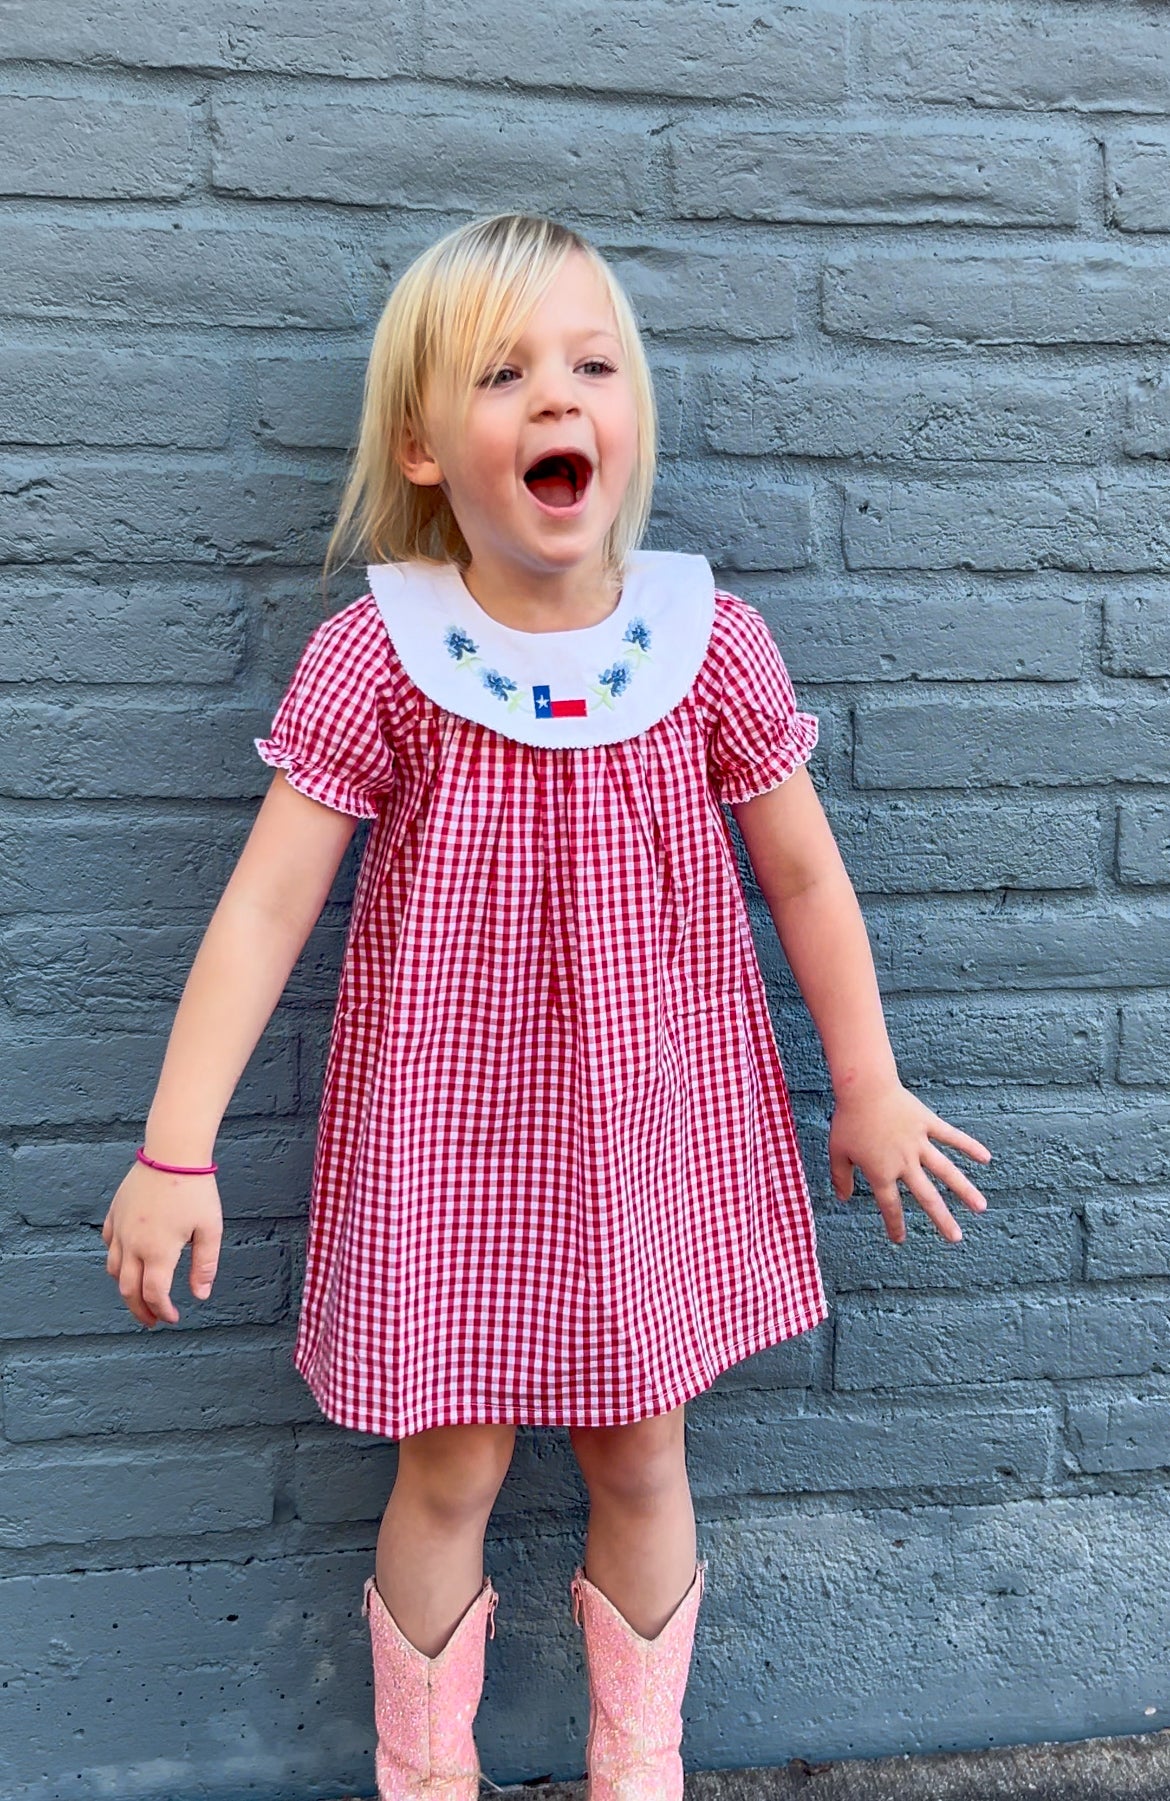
[292,1299,831,1439]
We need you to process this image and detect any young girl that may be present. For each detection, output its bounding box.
[101,212,991,1798]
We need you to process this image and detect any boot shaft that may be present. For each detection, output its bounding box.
[570,1559,707,1798]
[363,1572,498,1800]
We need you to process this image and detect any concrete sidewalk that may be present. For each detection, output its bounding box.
[468,1726,1170,1799]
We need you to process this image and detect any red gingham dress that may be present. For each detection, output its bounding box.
[254,553,827,1439]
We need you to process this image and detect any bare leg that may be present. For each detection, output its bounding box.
[568,1405,697,1638]
[375,1421,516,1656]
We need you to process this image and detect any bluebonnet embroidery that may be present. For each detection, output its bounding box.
[482,668,519,702]
[443,616,653,719]
[624,618,652,659]
[444,625,521,709]
[592,661,631,708]
[444,626,478,663]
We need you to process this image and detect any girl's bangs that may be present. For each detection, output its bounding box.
[422,230,574,421]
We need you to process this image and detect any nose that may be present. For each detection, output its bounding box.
[529,360,580,418]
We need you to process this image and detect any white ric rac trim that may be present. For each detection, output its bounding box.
[366,550,716,748]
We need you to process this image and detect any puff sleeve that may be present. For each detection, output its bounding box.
[706,592,819,806]
[254,598,398,819]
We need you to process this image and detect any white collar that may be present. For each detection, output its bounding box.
[366,550,715,748]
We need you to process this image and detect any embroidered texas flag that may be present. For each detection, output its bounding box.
[533,684,588,719]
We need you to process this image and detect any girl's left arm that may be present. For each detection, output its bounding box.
[732,766,992,1245]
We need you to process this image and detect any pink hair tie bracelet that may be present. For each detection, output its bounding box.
[136,1146,218,1176]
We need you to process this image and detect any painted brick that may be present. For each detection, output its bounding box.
[854,701,1170,786]
[0,920,345,1015]
[252,575,373,684]
[0,702,285,800]
[843,476,1170,573]
[602,244,797,341]
[0,1240,287,1338]
[0,220,356,327]
[0,1555,387,1795]
[0,347,232,448]
[672,125,1079,226]
[2,1339,316,1440]
[779,996,1104,1090]
[704,362,1107,468]
[1118,1000,1170,1084]
[807,899,1170,996]
[0,814,244,915]
[11,1133,314,1229]
[256,355,366,451]
[0,1030,298,1128]
[212,95,652,217]
[824,250,1170,346]
[0,579,244,683]
[705,1322,824,1392]
[835,1292,1170,1391]
[820,797,1099,892]
[0,1446,275,1545]
[864,11,1170,116]
[0,813,355,917]
[1085,1196,1170,1280]
[0,0,410,76]
[707,1495,1170,1761]
[0,94,194,199]
[420,0,849,104]
[972,1100,1170,1196]
[686,1397,1054,1495]
[1117,800,1170,886]
[1102,591,1170,674]
[816,1204,1080,1293]
[1124,373,1170,460]
[1,461,338,565]
[651,467,812,569]
[1108,131,1170,233]
[1067,1392,1170,1473]
[651,361,684,457]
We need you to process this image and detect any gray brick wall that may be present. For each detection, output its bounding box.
[1,3,1168,1796]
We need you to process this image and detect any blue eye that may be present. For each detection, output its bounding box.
[478,359,616,388]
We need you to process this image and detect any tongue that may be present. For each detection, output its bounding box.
[528,471,578,508]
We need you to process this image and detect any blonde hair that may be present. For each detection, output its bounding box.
[319,213,657,601]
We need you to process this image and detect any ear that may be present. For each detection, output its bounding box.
[395,420,445,489]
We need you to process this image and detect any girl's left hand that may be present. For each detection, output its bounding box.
[828,1079,991,1244]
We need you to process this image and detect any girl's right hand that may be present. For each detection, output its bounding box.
[101,1162,223,1329]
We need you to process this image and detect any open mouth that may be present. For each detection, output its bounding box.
[522,451,592,513]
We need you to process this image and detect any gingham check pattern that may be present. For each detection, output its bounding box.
[254,585,828,1438]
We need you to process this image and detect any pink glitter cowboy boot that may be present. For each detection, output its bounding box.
[570,1558,707,1798]
[362,1571,499,1800]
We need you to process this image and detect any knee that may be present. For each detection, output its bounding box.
[395,1422,516,1524]
[569,1408,688,1509]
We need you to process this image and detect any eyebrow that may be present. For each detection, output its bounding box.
[507,324,622,351]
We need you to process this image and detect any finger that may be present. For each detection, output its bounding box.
[904,1168,963,1243]
[101,1216,112,1245]
[871,1182,907,1245]
[106,1242,122,1280]
[189,1224,222,1300]
[829,1148,855,1201]
[927,1117,992,1163]
[921,1145,989,1213]
[142,1265,180,1326]
[117,1256,159,1329]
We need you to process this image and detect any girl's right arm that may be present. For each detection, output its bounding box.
[101,772,359,1329]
